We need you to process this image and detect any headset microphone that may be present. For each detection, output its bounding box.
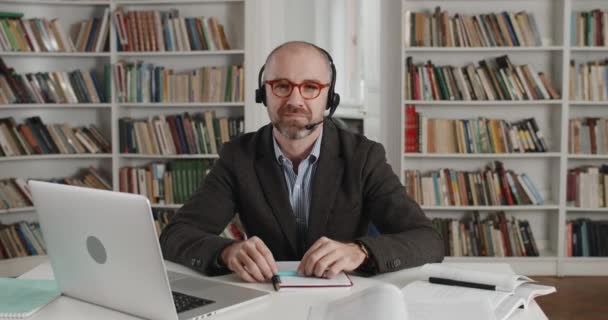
[304,120,324,131]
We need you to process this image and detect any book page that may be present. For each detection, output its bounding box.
[495,295,525,320]
[401,280,511,309]
[407,299,496,320]
[422,264,532,292]
[513,283,556,308]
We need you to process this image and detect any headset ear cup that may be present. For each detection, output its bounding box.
[255,87,267,106]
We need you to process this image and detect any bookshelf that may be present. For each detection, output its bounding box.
[401,0,608,275]
[0,0,253,276]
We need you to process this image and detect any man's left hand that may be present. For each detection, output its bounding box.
[297,237,366,279]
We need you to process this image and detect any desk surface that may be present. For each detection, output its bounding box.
[19,260,547,320]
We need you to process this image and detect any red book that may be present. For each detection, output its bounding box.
[165,116,183,154]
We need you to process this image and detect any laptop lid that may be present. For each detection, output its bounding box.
[30,180,179,320]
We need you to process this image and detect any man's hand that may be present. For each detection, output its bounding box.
[297,237,367,279]
[220,236,278,282]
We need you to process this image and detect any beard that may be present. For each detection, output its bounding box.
[270,105,320,140]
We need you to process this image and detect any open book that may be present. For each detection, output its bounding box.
[401,264,556,320]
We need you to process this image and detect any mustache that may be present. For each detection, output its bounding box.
[278,105,311,116]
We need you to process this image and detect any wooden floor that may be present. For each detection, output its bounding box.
[533,276,608,320]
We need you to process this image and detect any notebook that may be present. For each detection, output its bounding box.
[275,261,353,291]
[0,278,61,319]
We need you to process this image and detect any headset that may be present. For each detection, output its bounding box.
[254,45,341,118]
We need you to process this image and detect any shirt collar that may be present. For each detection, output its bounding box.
[273,128,323,165]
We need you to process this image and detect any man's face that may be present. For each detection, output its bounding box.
[264,47,330,140]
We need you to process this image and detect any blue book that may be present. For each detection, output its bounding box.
[432,172,441,205]
[0,278,60,318]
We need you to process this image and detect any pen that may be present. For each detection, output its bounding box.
[271,275,281,291]
[271,271,301,291]
[428,277,496,291]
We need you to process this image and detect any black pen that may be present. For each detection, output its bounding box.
[271,275,281,291]
[271,271,299,291]
[428,277,496,291]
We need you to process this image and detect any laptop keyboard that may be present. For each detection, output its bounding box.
[172,291,215,313]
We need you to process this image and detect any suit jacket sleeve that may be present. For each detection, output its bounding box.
[159,144,238,276]
[356,142,444,273]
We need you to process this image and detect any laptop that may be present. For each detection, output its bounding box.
[29,180,269,320]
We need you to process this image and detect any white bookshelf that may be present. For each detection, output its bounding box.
[401,0,608,275]
[0,0,253,274]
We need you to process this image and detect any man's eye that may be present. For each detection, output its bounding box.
[304,84,318,90]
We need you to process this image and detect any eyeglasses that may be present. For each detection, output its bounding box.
[265,79,330,100]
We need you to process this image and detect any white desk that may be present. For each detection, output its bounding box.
[19,260,548,320]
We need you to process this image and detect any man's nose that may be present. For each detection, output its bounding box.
[286,86,306,106]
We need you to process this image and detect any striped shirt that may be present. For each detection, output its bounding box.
[273,129,323,253]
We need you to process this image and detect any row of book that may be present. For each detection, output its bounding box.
[0,117,110,157]
[0,222,46,260]
[432,212,539,257]
[405,8,542,47]
[404,106,549,153]
[113,8,231,52]
[569,60,608,101]
[567,165,608,208]
[404,161,545,207]
[152,210,244,242]
[119,159,214,205]
[569,118,608,155]
[113,62,243,103]
[0,58,110,104]
[571,10,608,47]
[0,168,111,210]
[0,11,109,52]
[119,112,243,155]
[566,219,608,257]
[405,55,560,101]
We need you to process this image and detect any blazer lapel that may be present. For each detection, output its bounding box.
[255,125,298,256]
[306,121,344,248]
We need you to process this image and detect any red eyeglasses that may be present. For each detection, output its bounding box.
[265,79,330,99]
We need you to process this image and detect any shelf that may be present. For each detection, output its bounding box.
[566,207,608,213]
[563,257,608,262]
[568,154,608,160]
[421,205,559,211]
[0,207,35,215]
[120,154,219,159]
[0,0,109,5]
[151,204,183,209]
[568,101,608,106]
[445,252,557,262]
[115,0,243,4]
[0,154,113,162]
[404,153,561,159]
[119,102,244,108]
[402,100,563,106]
[0,255,48,278]
[404,46,563,53]
[116,50,244,57]
[0,52,111,57]
[570,47,608,52]
[0,103,111,109]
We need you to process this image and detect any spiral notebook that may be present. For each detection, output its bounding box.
[0,278,61,319]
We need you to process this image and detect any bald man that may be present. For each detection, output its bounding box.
[160,41,444,283]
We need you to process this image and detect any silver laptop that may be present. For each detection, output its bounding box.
[29,180,269,320]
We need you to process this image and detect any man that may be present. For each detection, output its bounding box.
[160,41,443,283]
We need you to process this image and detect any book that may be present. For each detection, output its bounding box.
[273,261,353,291]
[0,278,60,319]
[401,264,556,320]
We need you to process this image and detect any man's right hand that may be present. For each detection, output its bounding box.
[220,236,278,282]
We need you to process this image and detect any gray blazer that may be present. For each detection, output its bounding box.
[159,120,444,275]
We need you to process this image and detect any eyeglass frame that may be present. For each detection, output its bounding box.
[264,79,331,100]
